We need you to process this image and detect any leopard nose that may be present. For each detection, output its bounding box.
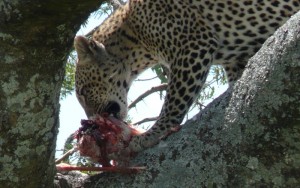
[103,101,121,118]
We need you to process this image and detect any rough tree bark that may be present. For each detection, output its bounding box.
[59,11,300,188]
[0,1,101,187]
[1,1,299,187]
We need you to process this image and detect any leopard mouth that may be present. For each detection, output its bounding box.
[102,101,121,119]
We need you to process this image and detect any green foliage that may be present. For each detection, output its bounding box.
[93,3,113,18]
[151,64,168,99]
[192,65,227,111]
[60,54,76,99]
[200,65,227,101]
[151,64,168,84]
[211,65,227,85]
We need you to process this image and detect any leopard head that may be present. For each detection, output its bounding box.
[74,36,130,120]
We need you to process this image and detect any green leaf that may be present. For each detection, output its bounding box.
[60,53,76,99]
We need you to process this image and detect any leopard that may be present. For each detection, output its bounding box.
[74,0,300,153]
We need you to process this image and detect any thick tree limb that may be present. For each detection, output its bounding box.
[57,11,300,187]
[0,1,102,187]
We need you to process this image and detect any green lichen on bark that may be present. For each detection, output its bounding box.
[0,68,61,187]
[0,0,102,187]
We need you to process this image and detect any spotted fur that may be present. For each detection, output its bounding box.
[74,0,300,152]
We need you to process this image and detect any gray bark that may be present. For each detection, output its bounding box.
[0,1,299,187]
[0,1,101,187]
[72,11,299,188]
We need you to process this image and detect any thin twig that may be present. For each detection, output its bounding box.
[56,164,146,173]
[128,84,168,109]
[135,76,158,81]
[133,116,158,125]
[55,147,77,164]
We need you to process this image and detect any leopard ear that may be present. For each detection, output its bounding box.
[129,0,136,5]
[74,36,107,65]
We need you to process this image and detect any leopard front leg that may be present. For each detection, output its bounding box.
[128,46,216,152]
[222,61,247,86]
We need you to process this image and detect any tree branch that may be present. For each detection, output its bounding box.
[133,116,158,125]
[128,83,168,109]
[0,0,103,187]
[60,10,300,188]
[55,148,77,164]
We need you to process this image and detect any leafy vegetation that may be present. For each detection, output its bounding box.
[61,53,76,99]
